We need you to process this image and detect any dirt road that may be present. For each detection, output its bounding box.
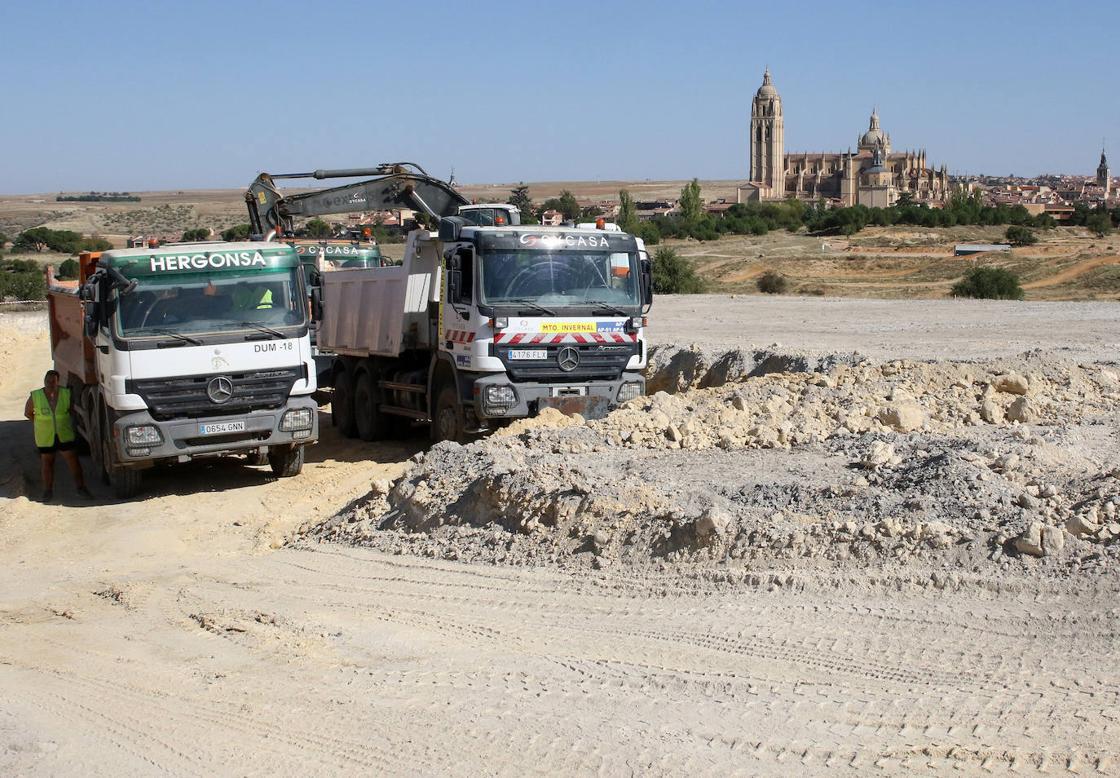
[2,301,1118,776]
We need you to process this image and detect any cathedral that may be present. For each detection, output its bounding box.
[740,69,951,207]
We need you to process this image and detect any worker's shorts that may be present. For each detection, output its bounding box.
[38,436,76,455]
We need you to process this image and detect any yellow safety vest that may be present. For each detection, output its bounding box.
[234,287,273,309]
[32,387,76,448]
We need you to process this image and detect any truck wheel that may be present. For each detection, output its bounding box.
[354,370,397,442]
[102,435,142,499]
[333,369,358,438]
[268,444,304,477]
[431,385,466,444]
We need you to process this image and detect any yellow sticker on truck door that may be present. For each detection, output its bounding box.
[540,322,596,333]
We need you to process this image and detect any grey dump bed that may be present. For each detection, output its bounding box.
[317,233,440,357]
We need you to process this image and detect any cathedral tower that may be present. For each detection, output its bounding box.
[1098,148,1111,198]
[750,68,784,198]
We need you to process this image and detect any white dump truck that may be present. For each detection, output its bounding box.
[47,242,319,497]
[316,218,653,442]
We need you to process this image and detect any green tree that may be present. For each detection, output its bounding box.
[181,227,210,242]
[509,183,533,215]
[632,222,661,245]
[304,218,332,238]
[0,259,47,300]
[14,227,54,252]
[618,189,638,233]
[0,231,8,248]
[557,190,581,221]
[679,178,703,224]
[57,258,80,279]
[1085,212,1112,237]
[652,247,705,294]
[1005,225,1037,246]
[950,267,1024,300]
[221,223,252,242]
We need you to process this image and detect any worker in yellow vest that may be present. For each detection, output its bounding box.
[23,369,91,502]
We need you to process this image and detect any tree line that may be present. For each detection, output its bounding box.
[507,181,1118,245]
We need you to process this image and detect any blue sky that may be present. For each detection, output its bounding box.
[3,0,1115,193]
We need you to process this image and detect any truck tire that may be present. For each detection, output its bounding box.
[332,369,358,438]
[354,370,396,442]
[101,434,142,499]
[268,444,304,477]
[431,385,466,444]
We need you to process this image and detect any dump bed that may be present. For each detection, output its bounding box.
[46,253,100,385]
[318,265,437,356]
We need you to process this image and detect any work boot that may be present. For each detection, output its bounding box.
[41,489,53,502]
[76,486,93,500]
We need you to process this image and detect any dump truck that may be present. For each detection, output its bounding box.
[316,219,652,442]
[46,241,319,497]
[286,238,385,293]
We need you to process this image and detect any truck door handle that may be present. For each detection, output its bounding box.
[97,345,109,354]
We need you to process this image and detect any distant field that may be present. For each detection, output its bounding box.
[2,183,1117,301]
[668,225,1120,301]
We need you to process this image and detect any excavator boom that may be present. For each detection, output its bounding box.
[245,162,471,238]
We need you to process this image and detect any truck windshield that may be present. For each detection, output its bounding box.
[115,267,306,338]
[479,250,640,310]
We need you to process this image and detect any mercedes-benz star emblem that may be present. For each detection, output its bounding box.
[557,347,580,372]
[207,376,234,404]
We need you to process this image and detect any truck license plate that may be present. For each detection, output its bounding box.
[199,420,246,436]
[509,349,547,360]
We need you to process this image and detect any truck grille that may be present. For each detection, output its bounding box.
[495,343,639,383]
[128,368,303,421]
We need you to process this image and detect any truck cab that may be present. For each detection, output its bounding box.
[316,221,652,443]
[54,241,319,496]
[435,220,651,433]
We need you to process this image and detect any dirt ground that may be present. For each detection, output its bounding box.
[2,299,1119,776]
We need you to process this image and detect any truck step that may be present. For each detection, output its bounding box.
[378,380,426,394]
[379,404,429,421]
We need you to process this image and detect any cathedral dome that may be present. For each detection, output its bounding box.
[756,68,779,99]
[859,110,885,147]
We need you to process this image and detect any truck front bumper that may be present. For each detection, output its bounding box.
[110,395,319,463]
[470,372,645,423]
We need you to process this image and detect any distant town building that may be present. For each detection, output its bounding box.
[1098,149,1111,199]
[740,68,950,207]
[540,210,563,226]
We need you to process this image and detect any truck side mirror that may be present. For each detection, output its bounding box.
[447,268,462,302]
[310,286,323,322]
[84,305,100,338]
[641,256,654,307]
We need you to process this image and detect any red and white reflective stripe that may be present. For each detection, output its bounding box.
[443,330,476,344]
[492,331,639,344]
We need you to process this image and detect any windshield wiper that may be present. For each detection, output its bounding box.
[501,298,556,316]
[590,303,629,316]
[237,320,287,339]
[144,328,202,346]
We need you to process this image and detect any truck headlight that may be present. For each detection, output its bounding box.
[126,425,161,446]
[617,382,643,403]
[484,384,517,414]
[280,408,314,431]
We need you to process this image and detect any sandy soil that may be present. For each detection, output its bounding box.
[2,300,1119,776]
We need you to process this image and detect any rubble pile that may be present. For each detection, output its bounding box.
[306,348,1120,578]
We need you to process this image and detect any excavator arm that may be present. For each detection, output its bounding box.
[245,162,471,238]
